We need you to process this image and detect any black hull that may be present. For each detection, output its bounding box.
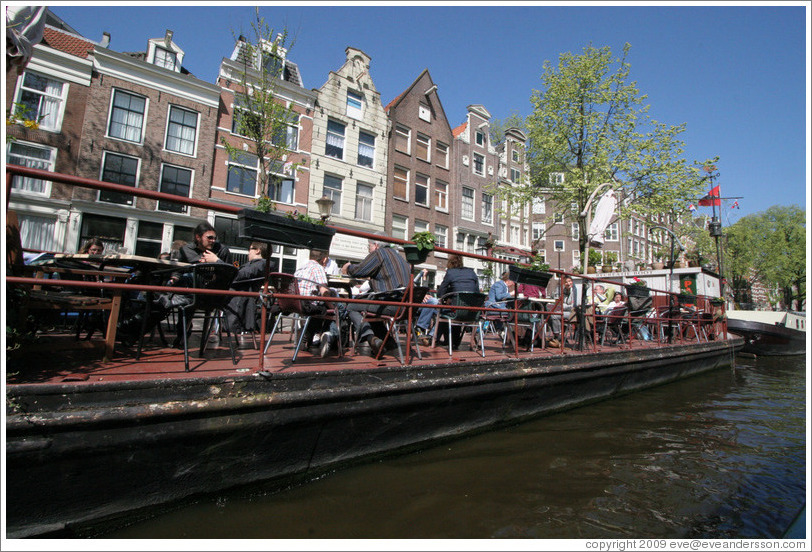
[727,319,806,356]
[6,338,742,538]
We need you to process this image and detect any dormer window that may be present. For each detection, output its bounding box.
[154,47,177,71]
[262,52,283,76]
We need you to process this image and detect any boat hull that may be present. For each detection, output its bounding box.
[6,338,742,538]
[727,318,806,356]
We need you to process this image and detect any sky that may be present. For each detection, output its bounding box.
[43,1,810,226]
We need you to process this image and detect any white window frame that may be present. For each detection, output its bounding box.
[267,161,295,205]
[153,47,177,70]
[18,212,57,252]
[14,71,68,132]
[7,141,55,196]
[461,186,475,221]
[435,224,447,249]
[357,130,375,168]
[550,172,565,185]
[99,150,140,206]
[511,167,521,183]
[325,119,346,160]
[472,153,485,176]
[415,173,429,207]
[323,174,343,216]
[416,133,431,163]
[395,124,411,154]
[475,130,485,146]
[164,105,199,156]
[481,193,493,225]
[434,180,448,212]
[435,142,448,169]
[571,222,580,241]
[392,215,408,240]
[532,222,546,242]
[414,219,429,235]
[512,149,519,162]
[226,151,259,198]
[605,222,619,242]
[157,163,193,214]
[393,165,409,201]
[107,89,147,144]
[346,90,363,120]
[532,197,545,214]
[355,182,373,222]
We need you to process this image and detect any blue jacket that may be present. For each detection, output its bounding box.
[437,267,479,298]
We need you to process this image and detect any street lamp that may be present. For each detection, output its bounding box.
[315,195,335,222]
[649,225,685,344]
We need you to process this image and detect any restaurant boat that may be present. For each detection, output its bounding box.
[5,165,744,538]
[725,309,806,356]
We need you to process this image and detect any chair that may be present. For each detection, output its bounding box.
[597,304,629,346]
[296,276,346,358]
[262,273,313,362]
[433,291,487,358]
[352,286,429,365]
[172,263,239,372]
[223,275,266,349]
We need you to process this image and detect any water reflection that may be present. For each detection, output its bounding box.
[106,356,806,539]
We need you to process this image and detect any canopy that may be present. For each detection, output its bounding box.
[587,189,617,247]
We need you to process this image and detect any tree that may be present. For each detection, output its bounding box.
[511,43,714,266]
[724,205,806,310]
[221,10,300,210]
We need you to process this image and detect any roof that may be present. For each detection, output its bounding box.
[452,122,467,138]
[41,26,95,59]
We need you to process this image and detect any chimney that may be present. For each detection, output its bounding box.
[99,32,110,48]
[164,29,173,47]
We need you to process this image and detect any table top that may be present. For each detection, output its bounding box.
[54,253,190,269]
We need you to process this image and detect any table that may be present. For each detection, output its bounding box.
[328,275,366,298]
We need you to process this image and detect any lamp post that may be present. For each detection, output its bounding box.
[649,225,685,343]
[315,195,335,222]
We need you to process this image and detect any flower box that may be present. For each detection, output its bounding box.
[402,244,430,265]
[508,265,552,288]
[677,293,697,305]
[626,285,651,298]
[237,209,335,251]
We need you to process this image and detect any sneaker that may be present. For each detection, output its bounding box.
[368,336,384,357]
[319,332,333,358]
[547,337,561,348]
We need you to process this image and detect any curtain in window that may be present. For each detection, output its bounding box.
[38,78,62,129]
[326,132,344,149]
[8,143,51,193]
[358,141,374,161]
[19,213,55,251]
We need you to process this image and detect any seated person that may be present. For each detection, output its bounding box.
[432,254,480,348]
[483,270,515,331]
[549,275,580,347]
[293,249,334,354]
[583,283,616,332]
[414,268,440,342]
[224,242,274,334]
[516,282,546,347]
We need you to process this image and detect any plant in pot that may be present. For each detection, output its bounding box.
[652,251,665,270]
[603,251,618,272]
[509,254,552,287]
[587,249,602,274]
[237,194,335,250]
[403,230,436,265]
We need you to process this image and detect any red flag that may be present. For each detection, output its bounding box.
[698,185,721,207]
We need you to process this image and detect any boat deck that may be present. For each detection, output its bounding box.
[7,322,694,386]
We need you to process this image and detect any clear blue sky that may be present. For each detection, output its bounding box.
[50,2,809,225]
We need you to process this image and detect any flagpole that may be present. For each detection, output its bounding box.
[703,165,725,299]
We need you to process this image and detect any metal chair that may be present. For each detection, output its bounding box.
[597,304,629,346]
[262,272,319,362]
[173,263,240,372]
[433,291,487,357]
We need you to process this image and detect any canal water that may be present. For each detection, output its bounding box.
[104,354,807,540]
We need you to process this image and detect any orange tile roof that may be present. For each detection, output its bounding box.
[42,26,95,59]
[452,122,467,138]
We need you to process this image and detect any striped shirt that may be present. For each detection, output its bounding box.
[347,247,411,293]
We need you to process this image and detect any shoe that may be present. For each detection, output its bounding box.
[547,337,561,348]
[419,336,432,346]
[473,332,482,349]
[319,332,333,358]
[368,336,384,357]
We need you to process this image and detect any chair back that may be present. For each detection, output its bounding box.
[190,263,239,310]
[363,286,429,321]
[440,291,487,323]
[267,272,305,316]
[628,294,652,314]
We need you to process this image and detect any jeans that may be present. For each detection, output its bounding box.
[416,296,440,336]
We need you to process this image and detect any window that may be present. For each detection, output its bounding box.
[108,90,146,142]
[571,202,579,214]
[231,95,260,137]
[550,172,565,185]
[80,214,127,252]
[325,119,346,159]
[482,193,493,224]
[435,142,448,168]
[8,142,54,195]
[414,219,429,235]
[553,239,566,252]
[418,103,431,122]
[571,222,581,241]
[415,174,429,206]
[154,47,177,70]
[393,166,408,200]
[512,149,519,162]
[346,90,363,119]
[532,222,546,242]
[226,152,258,197]
[18,213,56,251]
[475,130,485,146]
[158,164,192,213]
[532,197,545,214]
[272,114,299,151]
[434,180,448,211]
[135,221,163,258]
[461,187,474,220]
[435,225,447,249]
[511,225,520,244]
[99,152,139,205]
[511,168,521,183]
[165,105,198,156]
[554,212,564,224]
[261,52,282,76]
[15,71,66,131]
[394,125,410,154]
[392,215,408,240]
[473,153,484,176]
[323,174,342,216]
[355,183,373,222]
[605,222,619,241]
[416,134,430,162]
[268,162,294,204]
[357,131,375,168]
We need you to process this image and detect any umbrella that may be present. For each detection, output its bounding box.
[587,189,617,247]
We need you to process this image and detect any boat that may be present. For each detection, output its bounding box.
[726,310,806,356]
[5,165,745,538]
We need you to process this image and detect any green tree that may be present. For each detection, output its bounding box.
[488,111,526,145]
[513,43,714,266]
[221,10,300,209]
[725,205,806,309]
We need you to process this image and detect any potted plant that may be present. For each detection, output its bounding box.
[403,230,436,265]
[651,252,665,270]
[587,249,602,274]
[237,195,336,250]
[603,251,618,273]
[626,279,651,298]
[509,255,552,287]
